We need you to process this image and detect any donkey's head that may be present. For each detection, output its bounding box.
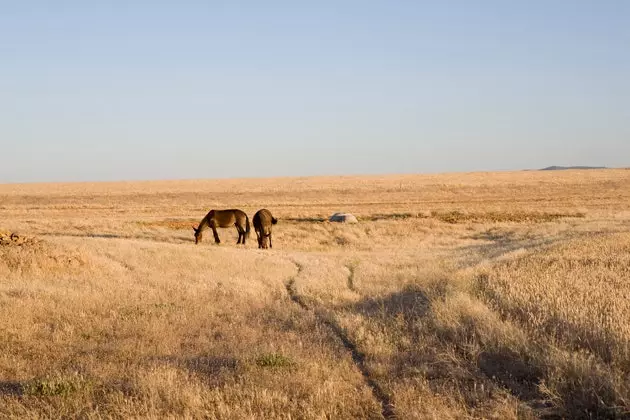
[192,225,202,244]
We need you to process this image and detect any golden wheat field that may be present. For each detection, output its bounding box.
[0,169,629,419]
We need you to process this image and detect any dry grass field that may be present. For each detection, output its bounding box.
[1,169,629,419]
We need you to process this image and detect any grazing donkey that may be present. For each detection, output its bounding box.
[193,209,250,245]
[253,209,278,249]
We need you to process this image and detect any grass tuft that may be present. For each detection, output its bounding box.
[23,375,88,397]
[255,353,295,369]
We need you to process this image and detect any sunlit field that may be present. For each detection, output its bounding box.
[1,169,629,419]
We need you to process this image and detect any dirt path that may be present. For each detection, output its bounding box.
[285,259,397,419]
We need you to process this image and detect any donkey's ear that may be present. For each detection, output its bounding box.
[192,225,198,232]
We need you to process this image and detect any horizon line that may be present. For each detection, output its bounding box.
[0,166,620,186]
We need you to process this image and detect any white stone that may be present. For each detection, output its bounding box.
[329,213,358,223]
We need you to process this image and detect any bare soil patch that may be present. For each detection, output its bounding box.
[0,230,87,275]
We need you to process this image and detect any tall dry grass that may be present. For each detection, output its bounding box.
[0,169,629,418]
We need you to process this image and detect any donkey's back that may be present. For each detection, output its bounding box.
[210,209,248,228]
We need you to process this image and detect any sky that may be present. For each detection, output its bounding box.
[1,1,628,183]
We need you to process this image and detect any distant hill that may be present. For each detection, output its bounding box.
[540,166,608,171]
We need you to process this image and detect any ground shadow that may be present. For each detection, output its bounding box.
[149,355,240,387]
[40,231,192,245]
[0,381,23,396]
[285,212,422,223]
[336,286,557,416]
[456,229,581,269]
[366,213,419,222]
[476,349,544,402]
[41,232,135,240]
[283,217,327,223]
[348,285,431,322]
[460,229,615,270]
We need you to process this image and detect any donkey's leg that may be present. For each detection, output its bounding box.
[240,223,246,245]
[269,233,273,249]
[235,224,243,244]
[210,222,221,244]
[261,233,268,249]
[255,230,262,248]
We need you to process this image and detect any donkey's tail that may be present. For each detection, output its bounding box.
[272,217,278,225]
[245,215,251,237]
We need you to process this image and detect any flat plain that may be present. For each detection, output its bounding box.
[1,169,629,419]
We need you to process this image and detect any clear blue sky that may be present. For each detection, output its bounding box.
[1,1,628,182]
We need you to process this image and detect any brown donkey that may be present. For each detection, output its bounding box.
[193,209,250,245]
[253,209,278,249]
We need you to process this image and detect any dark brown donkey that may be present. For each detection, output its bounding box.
[253,209,278,249]
[193,209,250,245]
